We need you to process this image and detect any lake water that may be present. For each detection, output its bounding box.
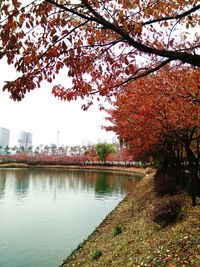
[0,168,138,267]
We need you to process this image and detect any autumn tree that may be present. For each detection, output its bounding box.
[105,67,200,205]
[0,0,199,104]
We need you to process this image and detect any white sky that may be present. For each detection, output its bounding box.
[0,60,116,147]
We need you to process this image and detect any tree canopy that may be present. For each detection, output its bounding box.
[96,143,115,163]
[105,66,200,205]
[0,0,199,104]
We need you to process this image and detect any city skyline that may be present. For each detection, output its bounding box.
[0,125,116,148]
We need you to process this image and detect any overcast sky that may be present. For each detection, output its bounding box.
[0,60,116,147]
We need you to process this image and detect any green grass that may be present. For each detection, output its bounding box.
[112,226,122,237]
[91,250,102,261]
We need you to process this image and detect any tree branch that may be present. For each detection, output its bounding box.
[113,59,172,89]
[142,3,200,26]
[81,0,200,67]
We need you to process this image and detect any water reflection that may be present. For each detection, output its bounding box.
[95,173,111,196]
[14,169,30,199]
[0,170,7,199]
[0,168,138,201]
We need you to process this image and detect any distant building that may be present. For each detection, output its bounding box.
[18,131,33,150]
[0,127,10,154]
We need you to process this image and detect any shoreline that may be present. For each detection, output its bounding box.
[0,163,149,265]
[60,169,200,267]
[57,167,152,267]
[60,171,154,267]
[0,164,149,267]
[0,163,147,176]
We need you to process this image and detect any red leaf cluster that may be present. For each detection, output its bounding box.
[0,0,199,101]
[105,67,200,161]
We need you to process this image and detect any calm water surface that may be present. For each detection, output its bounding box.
[0,168,138,267]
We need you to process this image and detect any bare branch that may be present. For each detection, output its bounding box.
[112,59,172,89]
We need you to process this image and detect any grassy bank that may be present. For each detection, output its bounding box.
[0,163,29,168]
[61,171,200,267]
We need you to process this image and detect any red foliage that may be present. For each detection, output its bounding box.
[105,67,200,160]
[0,1,199,102]
[0,154,85,165]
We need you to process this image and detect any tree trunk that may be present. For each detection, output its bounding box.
[185,145,198,206]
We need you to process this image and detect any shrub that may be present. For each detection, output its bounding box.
[154,168,177,196]
[112,226,122,237]
[92,250,102,260]
[152,197,182,227]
